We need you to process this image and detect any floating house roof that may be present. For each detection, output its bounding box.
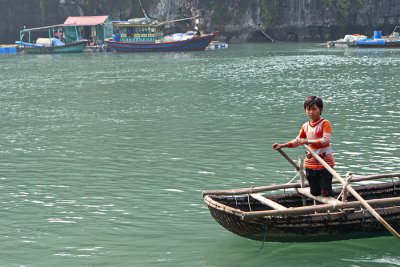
[63,16,110,26]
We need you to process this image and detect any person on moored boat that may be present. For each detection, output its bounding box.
[194,27,201,36]
[272,96,335,197]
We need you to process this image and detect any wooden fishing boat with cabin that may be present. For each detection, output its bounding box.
[16,24,87,54]
[203,147,400,242]
[105,0,217,53]
[17,39,87,54]
[105,17,217,53]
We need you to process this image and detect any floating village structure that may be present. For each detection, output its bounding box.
[63,15,113,49]
[12,14,217,54]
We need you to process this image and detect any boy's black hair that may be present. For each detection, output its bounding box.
[304,96,323,112]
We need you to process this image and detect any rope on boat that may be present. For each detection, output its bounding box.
[362,208,366,230]
[259,220,269,252]
[336,172,352,202]
[247,194,252,211]
[286,155,302,184]
[392,177,397,191]
[247,186,255,211]
[234,195,238,208]
[286,171,300,184]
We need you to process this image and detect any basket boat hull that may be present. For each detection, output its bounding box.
[204,181,400,242]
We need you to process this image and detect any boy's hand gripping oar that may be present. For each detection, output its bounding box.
[302,144,400,239]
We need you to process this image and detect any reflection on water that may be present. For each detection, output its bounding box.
[0,43,399,266]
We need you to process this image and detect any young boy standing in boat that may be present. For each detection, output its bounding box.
[272,96,334,197]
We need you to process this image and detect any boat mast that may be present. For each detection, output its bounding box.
[138,0,151,23]
[19,28,24,43]
[75,25,79,42]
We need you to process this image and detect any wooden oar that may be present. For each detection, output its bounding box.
[276,148,300,171]
[302,144,400,239]
[276,148,306,205]
[276,148,306,188]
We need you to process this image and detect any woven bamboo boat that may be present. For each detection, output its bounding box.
[204,174,400,242]
[203,147,400,242]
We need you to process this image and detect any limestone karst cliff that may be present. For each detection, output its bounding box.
[1,0,400,43]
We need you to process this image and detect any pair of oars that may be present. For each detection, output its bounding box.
[277,146,400,240]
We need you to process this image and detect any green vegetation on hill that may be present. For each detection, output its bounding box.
[323,0,366,24]
[259,0,366,27]
[259,0,279,28]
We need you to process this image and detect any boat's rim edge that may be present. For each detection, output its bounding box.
[203,195,244,217]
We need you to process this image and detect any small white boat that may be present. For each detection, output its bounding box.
[327,34,367,48]
[206,41,228,50]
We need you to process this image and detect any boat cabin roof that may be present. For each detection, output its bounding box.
[113,18,161,28]
[64,16,110,26]
[20,24,67,33]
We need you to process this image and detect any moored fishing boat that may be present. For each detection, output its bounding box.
[17,39,87,54]
[105,17,217,52]
[326,34,367,48]
[356,38,400,48]
[206,41,228,50]
[16,24,87,54]
[355,27,400,48]
[203,147,400,242]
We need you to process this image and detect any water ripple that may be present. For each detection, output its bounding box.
[0,43,399,266]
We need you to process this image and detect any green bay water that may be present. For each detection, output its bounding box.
[0,43,399,266]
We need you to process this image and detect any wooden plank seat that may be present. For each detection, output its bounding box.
[250,193,288,210]
[296,188,344,205]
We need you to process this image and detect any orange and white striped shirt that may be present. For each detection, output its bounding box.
[287,118,335,170]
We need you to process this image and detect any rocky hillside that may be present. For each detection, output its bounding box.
[1,0,400,43]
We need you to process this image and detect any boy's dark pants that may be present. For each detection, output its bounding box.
[305,168,333,197]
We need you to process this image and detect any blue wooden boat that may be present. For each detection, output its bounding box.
[0,45,17,54]
[356,38,400,48]
[105,18,217,52]
[356,27,400,48]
